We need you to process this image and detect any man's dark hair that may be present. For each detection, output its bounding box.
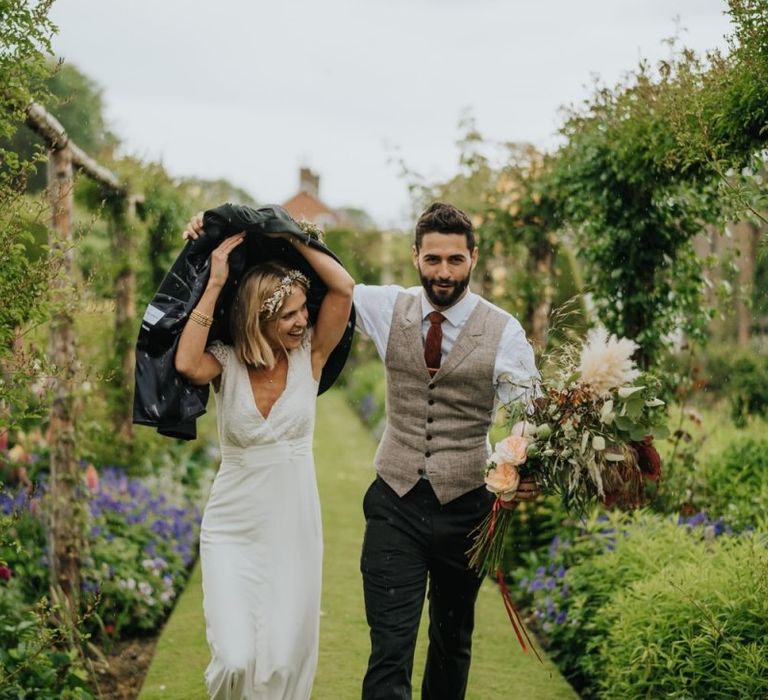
[414,202,475,251]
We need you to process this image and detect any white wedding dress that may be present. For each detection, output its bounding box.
[200,338,322,700]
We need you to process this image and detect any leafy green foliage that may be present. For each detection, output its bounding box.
[699,346,768,424]
[0,0,58,437]
[727,352,768,425]
[552,0,768,366]
[554,65,716,366]
[0,581,95,700]
[698,436,768,528]
[515,510,766,698]
[598,536,768,699]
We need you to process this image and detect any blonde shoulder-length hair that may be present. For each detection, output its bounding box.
[230,262,309,370]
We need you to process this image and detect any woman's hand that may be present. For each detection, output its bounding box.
[182,212,205,241]
[208,233,245,290]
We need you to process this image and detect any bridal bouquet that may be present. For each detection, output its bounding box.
[469,328,668,579]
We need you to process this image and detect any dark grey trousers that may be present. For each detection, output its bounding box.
[360,477,493,700]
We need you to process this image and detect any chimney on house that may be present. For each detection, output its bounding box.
[299,167,320,198]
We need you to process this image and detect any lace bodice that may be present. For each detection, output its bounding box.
[207,339,318,448]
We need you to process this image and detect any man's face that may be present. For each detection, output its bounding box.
[412,232,478,310]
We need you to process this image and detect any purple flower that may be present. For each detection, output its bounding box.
[81,579,100,595]
[545,596,555,616]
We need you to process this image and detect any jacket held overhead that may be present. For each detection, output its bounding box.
[132,203,355,440]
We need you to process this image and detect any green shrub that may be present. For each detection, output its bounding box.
[342,358,386,437]
[552,513,708,695]
[515,511,750,697]
[501,495,569,571]
[699,436,768,529]
[598,535,768,699]
[728,351,768,426]
[699,346,768,425]
[0,550,94,699]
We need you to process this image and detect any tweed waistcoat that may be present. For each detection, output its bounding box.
[374,292,508,504]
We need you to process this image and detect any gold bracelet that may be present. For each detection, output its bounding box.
[189,309,213,328]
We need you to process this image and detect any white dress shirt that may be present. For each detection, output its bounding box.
[353,284,540,406]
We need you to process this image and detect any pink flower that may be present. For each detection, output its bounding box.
[7,445,27,464]
[485,462,521,501]
[84,463,99,493]
[510,421,536,439]
[0,565,12,582]
[492,435,529,466]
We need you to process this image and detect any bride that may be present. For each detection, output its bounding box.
[174,228,354,699]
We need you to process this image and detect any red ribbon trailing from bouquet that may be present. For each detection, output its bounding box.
[488,498,543,664]
[488,497,501,538]
[496,568,543,664]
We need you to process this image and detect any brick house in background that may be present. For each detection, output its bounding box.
[282,167,346,228]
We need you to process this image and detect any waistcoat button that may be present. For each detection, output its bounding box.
[425,451,431,457]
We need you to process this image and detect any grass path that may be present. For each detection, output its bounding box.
[139,390,577,699]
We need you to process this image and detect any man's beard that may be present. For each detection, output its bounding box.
[419,271,471,308]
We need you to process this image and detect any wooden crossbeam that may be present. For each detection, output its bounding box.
[25,101,123,193]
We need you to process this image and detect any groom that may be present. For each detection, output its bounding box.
[353,202,539,700]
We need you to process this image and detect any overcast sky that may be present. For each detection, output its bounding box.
[49,0,732,228]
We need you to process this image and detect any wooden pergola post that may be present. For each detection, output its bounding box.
[46,144,83,605]
[111,194,139,441]
[25,102,137,607]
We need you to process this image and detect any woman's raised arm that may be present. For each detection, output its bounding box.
[174,233,245,384]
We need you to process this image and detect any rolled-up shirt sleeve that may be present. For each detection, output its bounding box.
[494,320,541,408]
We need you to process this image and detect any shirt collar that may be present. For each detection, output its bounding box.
[420,288,479,327]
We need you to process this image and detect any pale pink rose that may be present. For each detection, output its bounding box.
[510,421,536,439]
[84,463,100,493]
[7,445,27,463]
[485,462,521,500]
[492,435,529,466]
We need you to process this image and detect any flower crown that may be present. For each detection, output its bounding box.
[259,270,310,318]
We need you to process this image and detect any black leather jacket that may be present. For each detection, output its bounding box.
[132,203,355,440]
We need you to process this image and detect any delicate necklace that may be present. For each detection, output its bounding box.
[251,352,286,384]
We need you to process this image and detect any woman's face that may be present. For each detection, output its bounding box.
[263,285,309,351]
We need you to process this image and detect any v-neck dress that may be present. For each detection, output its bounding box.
[200,338,321,700]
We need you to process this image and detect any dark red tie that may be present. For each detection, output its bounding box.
[424,311,445,377]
